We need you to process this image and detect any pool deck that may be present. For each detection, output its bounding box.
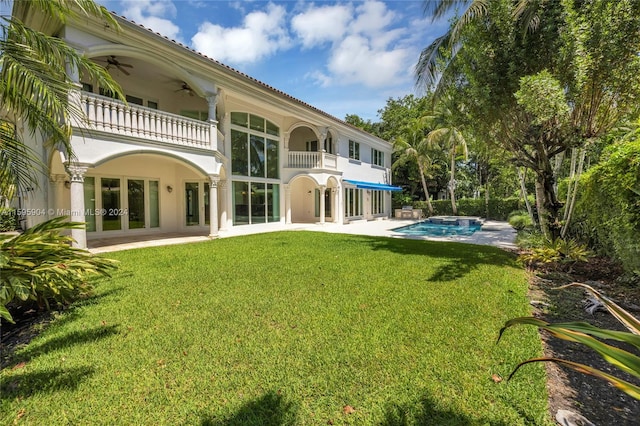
[88,217,517,253]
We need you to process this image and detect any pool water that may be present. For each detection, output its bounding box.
[393,219,482,237]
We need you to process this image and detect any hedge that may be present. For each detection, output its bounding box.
[410,198,523,221]
[0,208,17,232]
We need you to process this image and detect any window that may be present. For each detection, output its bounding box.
[126,95,143,106]
[232,181,280,225]
[81,82,93,93]
[371,190,385,215]
[88,177,159,232]
[231,113,279,179]
[181,110,208,121]
[371,148,384,167]
[348,140,360,160]
[344,187,363,218]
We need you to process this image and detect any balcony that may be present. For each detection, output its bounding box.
[286,151,337,170]
[76,92,213,150]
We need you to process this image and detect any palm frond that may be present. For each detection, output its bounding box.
[424,0,473,21]
[14,0,119,29]
[0,120,45,194]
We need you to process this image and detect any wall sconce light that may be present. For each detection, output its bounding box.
[64,181,71,189]
[307,190,312,194]
[166,185,173,193]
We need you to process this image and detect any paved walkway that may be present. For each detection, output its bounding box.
[88,218,517,254]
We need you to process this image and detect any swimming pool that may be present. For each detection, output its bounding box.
[393,218,482,237]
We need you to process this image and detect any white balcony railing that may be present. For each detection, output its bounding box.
[287,151,337,170]
[77,92,212,150]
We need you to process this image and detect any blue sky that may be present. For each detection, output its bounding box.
[98,1,450,121]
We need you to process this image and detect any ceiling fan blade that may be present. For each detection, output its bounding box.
[117,65,130,76]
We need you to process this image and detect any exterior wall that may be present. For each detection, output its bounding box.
[11,6,399,247]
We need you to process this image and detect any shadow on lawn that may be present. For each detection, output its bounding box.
[0,365,95,399]
[199,390,298,426]
[381,393,512,426]
[360,235,518,282]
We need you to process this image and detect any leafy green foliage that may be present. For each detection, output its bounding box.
[518,237,591,266]
[0,217,118,323]
[499,283,640,400]
[508,213,533,231]
[0,207,17,231]
[412,197,522,220]
[571,137,640,275]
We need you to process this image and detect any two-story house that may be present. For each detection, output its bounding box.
[13,3,400,249]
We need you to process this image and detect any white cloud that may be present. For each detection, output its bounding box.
[328,35,410,87]
[191,3,291,64]
[297,0,412,89]
[119,0,182,42]
[290,4,352,48]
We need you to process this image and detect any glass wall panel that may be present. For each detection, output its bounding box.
[267,184,280,222]
[249,135,265,177]
[128,179,145,229]
[233,181,249,225]
[232,129,248,176]
[266,120,279,136]
[185,182,199,226]
[204,182,210,225]
[250,114,264,132]
[251,182,266,223]
[101,178,121,231]
[231,112,248,127]
[84,177,96,232]
[266,139,279,179]
[149,180,159,228]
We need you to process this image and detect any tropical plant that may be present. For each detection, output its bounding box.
[1,0,123,195]
[0,217,118,323]
[425,94,469,214]
[499,283,640,400]
[518,237,590,266]
[508,212,533,231]
[393,117,443,214]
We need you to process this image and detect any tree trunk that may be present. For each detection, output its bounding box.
[418,164,434,215]
[517,167,535,224]
[534,155,563,240]
[449,152,457,215]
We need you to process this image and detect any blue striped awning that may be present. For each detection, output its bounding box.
[343,179,402,191]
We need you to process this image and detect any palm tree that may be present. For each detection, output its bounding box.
[393,117,441,215]
[0,0,123,322]
[416,0,541,95]
[0,0,123,194]
[425,96,468,214]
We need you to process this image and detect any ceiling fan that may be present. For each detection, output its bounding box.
[175,82,195,96]
[96,55,133,76]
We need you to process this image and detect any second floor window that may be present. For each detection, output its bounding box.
[349,140,360,160]
[371,148,384,167]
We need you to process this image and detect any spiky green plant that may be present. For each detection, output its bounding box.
[0,217,118,323]
[499,282,640,400]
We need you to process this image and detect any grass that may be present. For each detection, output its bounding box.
[0,231,551,425]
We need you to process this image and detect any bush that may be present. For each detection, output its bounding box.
[569,139,640,274]
[0,217,118,322]
[412,198,523,220]
[509,213,533,230]
[518,237,591,266]
[0,207,17,231]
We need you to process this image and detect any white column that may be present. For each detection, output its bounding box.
[284,184,292,224]
[66,164,89,249]
[219,180,228,230]
[206,92,219,151]
[208,176,219,237]
[336,185,344,225]
[319,185,326,224]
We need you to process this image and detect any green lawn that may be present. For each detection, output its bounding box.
[0,232,551,425]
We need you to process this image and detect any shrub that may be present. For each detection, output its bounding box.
[569,139,640,274]
[0,217,118,323]
[0,207,17,231]
[508,213,533,230]
[518,237,591,266]
[412,198,523,220]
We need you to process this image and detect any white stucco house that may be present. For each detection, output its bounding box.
[12,4,400,249]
